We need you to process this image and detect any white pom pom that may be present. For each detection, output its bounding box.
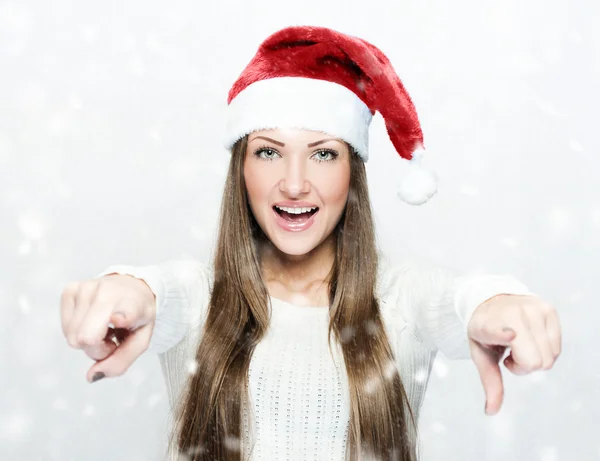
[396,150,438,205]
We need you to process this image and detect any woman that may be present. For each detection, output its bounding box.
[61,26,561,461]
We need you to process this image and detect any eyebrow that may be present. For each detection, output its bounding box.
[250,135,341,148]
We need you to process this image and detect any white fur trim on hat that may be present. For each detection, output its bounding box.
[224,77,373,161]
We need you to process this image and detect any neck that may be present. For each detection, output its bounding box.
[259,233,336,291]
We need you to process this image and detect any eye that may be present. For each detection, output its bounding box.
[253,147,281,161]
[312,149,338,162]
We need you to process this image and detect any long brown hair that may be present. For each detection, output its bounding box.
[168,135,417,460]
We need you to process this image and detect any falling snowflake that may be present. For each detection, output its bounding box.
[501,237,518,248]
[82,404,95,417]
[36,372,60,391]
[187,359,198,375]
[431,421,446,434]
[0,413,32,440]
[129,55,145,75]
[414,368,428,384]
[148,129,163,142]
[17,294,31,314]
[459,184,480,197]
[340,325,355,343]
[567,291,583,304]
[567,400,582,412]
[18,213,44,240]
[590,208,600,228]
[68,93,83,110]
[539,445,559,461]
[545,207,575,241]
[223,434,241,452]
[488,411,514,441]
[433,359,448,378]
[526,371,547,384]
[383,359,397,380]
[18,241,32,255]
[148,393,162,408]
[47,111,68,136]
[568,140,583,152]
[363,375,382,395]
[80,25,97,42]
[189,225,208,242]
[52,398,68,411]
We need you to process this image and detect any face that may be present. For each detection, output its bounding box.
[244,128,351,258]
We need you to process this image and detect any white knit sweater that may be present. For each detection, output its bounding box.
[96,256,534,460]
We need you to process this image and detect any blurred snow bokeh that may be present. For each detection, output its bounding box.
[1,0,598,459]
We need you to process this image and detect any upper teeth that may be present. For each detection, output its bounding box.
[275,206,318,214]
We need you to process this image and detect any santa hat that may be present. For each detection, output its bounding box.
[224,26,438,205]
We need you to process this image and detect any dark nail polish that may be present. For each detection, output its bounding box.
[91,372,105,383]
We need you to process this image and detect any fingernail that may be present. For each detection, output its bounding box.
[484,401,489,415]
[91,372,105,383]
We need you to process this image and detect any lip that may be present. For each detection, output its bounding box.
[273,200,319,208]
[272,207,318,232]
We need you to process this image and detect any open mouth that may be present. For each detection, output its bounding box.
[273,205,319,222]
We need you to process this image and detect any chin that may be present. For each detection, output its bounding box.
[269,235,321,257]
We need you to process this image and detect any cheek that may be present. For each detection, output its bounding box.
[316,167,350,207]
[244,162,270,208]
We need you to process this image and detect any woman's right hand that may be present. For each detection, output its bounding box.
[60,274,157,383]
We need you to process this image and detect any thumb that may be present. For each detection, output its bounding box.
[109,300,150,331]
[470,340,507,416]
[86,322,153,383]
[109,310,132,329]
[469,325,516,347]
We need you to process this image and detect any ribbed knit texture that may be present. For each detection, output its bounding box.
[96,256,534,460]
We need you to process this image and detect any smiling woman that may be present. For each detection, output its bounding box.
[64,24,560,461]
[244,129,351,254]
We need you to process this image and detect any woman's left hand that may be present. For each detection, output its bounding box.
[466,294,562,416]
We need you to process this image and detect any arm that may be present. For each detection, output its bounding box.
[379,257,536,360]
[94,259,211,354]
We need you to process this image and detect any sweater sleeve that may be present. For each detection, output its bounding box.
[94,260,211,354]
[378,257,537,360]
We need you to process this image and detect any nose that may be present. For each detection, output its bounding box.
[278,159,311,197]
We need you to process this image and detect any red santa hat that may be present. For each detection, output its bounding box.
[224,26,438,205]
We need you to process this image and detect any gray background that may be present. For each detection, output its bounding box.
[1,0,598,459]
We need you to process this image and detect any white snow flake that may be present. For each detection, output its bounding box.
[187,359,198,375]
[82,404,95,417]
